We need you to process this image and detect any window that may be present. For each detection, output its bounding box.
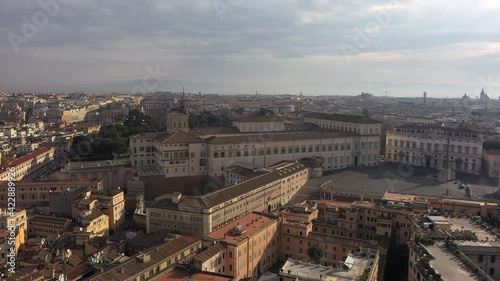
[492,255,496,263]
[479,255,484,262]
[229,252,233,258]
[490,268,495,276]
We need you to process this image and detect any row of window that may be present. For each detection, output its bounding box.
[395,128,478,139]
[388,139,479,154]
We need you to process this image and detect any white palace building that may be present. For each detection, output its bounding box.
[385,123,483,175]
[129,112,382,178]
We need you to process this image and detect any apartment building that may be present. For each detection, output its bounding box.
[74,211,109,247]
[0,229,9,265]
[28,216,72,238]
[0,179,103,209]
[196,212,280,280]
[88,235,202,281]
[146,161,309,237]
[0,209,27,254]
[280,201,378,266]
[0,147,56,181]
[91,189,125,231]
[385,123,483,175]
[314,200,414,245]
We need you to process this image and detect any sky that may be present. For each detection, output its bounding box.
[1,0,500,97]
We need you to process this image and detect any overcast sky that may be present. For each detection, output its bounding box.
[1,0,500,97]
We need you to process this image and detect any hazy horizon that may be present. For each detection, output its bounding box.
[1,1,500,97]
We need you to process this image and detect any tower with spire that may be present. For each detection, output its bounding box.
[480,88,489,105]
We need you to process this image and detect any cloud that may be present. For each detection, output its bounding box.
[0,0,499,96]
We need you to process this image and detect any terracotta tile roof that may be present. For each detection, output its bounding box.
[0,179,95,185]
[149,162,308,210]
[154,269,233,281]
[88,235,201,281]
[206,212,278,245]
[199,162,307,208]
[129,132,161,140]
[153,130,204,144]
[29,215,71,226]
[0,147,53,170]
[194,242,226,263]
[142,175,225,201]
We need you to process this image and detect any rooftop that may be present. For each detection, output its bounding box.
[0,146,53,170]
[92,188,123,197]
[235,115,286,123]
[153,130,204,144]
[305,112,381,124]
[149,162,307,209]
[88,235,200,281]
[394,122,480,134]
[141,175,226,201]
[446,217,500,246]
[29,215,71,226]
[279,252,377,280]
[206,212,278,245]
[65,159,131,171]
[155,269,233,281]
[194,242,226,263]
[0,179,96,185]
[205,131,357,145]
[382,191,429,203]
[425,242,482,281]
[224,163,267,179]
[129,132,160,140]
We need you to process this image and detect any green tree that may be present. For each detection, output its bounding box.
[307,244,323,264]
[236,107,245,115]
[112,137,129,157]
[258,108,274,116]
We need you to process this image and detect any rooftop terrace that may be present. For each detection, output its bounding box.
[279,250,378,280]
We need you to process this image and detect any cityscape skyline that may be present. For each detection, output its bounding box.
[1,1,500,97]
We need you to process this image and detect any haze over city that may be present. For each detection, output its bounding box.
[1,0,500,97]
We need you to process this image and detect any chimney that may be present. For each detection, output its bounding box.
[172,192,182,204]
